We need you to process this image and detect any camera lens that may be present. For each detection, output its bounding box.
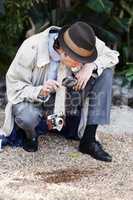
[56,117,63,125]
[58,119,63,125]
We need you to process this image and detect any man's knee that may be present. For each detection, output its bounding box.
[101,68,113,83]
[15,114,40,130]
[13,102,43,130]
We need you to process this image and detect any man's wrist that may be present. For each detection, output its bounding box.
[93,63,98,70]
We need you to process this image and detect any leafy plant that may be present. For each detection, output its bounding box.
[0,0,48,76]
[120,63,133,82]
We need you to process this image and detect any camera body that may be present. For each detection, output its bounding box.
[47,113,64,131]
[47,76,77,131]
[46,76,77,131]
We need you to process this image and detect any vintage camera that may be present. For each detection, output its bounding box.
[47,113,64,131]
[45,76,78,131]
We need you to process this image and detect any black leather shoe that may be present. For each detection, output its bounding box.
[79,141,112,162]
[23,137,38,152]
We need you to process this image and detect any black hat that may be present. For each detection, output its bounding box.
[58,21,97,64]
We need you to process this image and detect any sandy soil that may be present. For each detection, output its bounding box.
[0,106,133,200]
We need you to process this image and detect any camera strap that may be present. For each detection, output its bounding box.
[54,62,69,117]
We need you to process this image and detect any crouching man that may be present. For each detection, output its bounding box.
[2,21,119,162]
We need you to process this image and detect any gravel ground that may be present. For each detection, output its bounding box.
[0,106,133,200]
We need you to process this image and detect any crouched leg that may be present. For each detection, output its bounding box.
[12,102,44,152]
[86,68,113,125]
[79,68,113,162]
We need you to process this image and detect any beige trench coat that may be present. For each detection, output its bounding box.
[2,26,119,137]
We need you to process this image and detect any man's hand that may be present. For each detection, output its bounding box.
[39,80,60,96]
[75,63,96,91]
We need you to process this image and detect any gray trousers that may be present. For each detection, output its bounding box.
[12,68,113,138]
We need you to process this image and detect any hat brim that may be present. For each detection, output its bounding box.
[58,25,98,64]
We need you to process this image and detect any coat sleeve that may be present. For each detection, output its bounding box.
[6,39,43,104]
[94,37,120,76]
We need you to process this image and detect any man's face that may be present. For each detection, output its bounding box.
[58,49,83,69]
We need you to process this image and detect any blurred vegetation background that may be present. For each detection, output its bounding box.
[0,0,133,84]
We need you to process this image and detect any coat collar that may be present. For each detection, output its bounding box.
[37,26,61,68]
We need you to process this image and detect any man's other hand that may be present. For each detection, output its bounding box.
[40,80,60,96]
[75,63,96,91]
